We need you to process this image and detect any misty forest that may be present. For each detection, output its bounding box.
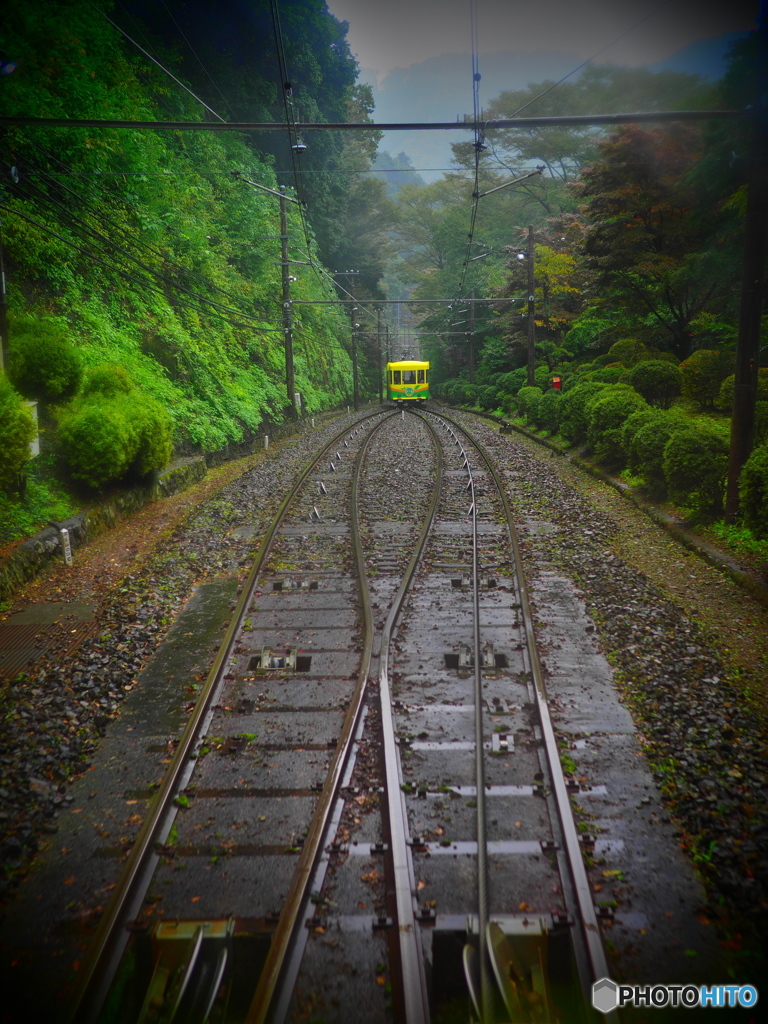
[0,0,766,550]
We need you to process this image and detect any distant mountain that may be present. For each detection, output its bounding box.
[365,31,751,180]
[648,31,749,80]
[364,50,582,178]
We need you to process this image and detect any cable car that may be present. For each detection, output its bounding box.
[386,360,430,402]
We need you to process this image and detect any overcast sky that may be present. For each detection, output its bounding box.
[326,0,759,79]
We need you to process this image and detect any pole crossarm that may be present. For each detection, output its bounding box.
[0,111,747,132]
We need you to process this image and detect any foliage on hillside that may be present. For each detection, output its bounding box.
[0,0,364,459]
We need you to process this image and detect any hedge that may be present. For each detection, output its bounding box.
[633,412,688,496]
[586,385,648,464]
[663,426,729,516]
[8,323,82,404]
[0,375,36,489]
[558,381,609,445]
[628,360,683,408]
[739,443,768,538]
[680,349,734,411]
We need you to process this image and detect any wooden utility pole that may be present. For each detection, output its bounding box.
[377,307,383,403]
[279,189,296,415]
[526,225,536,385]
[349,285,359,411]
[0,220,8,372]
[469,289,475,384]
[726,4,768,518]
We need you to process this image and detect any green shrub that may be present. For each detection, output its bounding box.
[680,349,734,410]
[559,381,609,444]
[606,338,651,368]
[8,323,82,403]
[628,360,683,408]
[0,376,36,488]
[621,407,666,472]
[515,386,543,420]
[82,363,134,399]
[716,368,768,412]
[587,385,648,465]
[496,368,529,396]
[663,427,730,516]
[530,389,561,432]
[477,385,500,411]
[58,398,137,488]
[633,412,688,495]
[584,367,627,385]
[757,401,768,446]
[129,395,174,476]
[739,443,768,538]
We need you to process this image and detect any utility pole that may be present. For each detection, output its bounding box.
[526,225,536,385]
[726,2,768,518]
[0,219,8,372]
[384,324,389,401]
[377,307,383,404]
[279,188,296,415]
[469,289,475,384]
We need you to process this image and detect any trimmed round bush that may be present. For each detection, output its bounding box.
[559,381,609,444]
[756,401,768,446]
[530,388,561,432]
[515,386,544,420]
[628,360,683,408]
[739,443,768,538]
[716,368,768,412]
[680,349,734,410]
[0,376,36,488]
[606,338,652,368]
[621,407,666,472]
[129,395,174,476]
[583,367,627,385]
[663,427,729,516]
[82,363,134,399]
[8,323,82,403]
[587,385,649,464]
[59,398,138,488]
[633,412,688,495]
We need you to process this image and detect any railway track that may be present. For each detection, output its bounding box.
[67,407,613,1024]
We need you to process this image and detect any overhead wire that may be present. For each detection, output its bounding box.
[0,203,280,332]
[13,134,277,318]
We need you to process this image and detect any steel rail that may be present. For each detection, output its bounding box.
[428,410,497,1021]
[438,410,611,1000]
[429,410,497,1021]
[376,410,444,1023]
[466,424,494,1022]
[66,410,386,1024]
[246,410,400,1023]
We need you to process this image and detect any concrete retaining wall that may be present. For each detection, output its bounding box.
[0,457,207,603]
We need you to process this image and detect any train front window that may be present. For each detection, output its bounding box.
[393,370,401,384]
[402,370,416,384]
[417,369,425,383]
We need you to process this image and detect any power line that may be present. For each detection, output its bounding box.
[0,203,281,332]
[0,111,743,132]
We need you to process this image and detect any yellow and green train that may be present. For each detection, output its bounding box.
[386,360,430,402]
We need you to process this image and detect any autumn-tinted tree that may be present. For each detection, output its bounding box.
[573,124,734,359]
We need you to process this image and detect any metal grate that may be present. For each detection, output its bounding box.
[0,620,99,678]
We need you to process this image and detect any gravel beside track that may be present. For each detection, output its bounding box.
[449,408,768,971]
